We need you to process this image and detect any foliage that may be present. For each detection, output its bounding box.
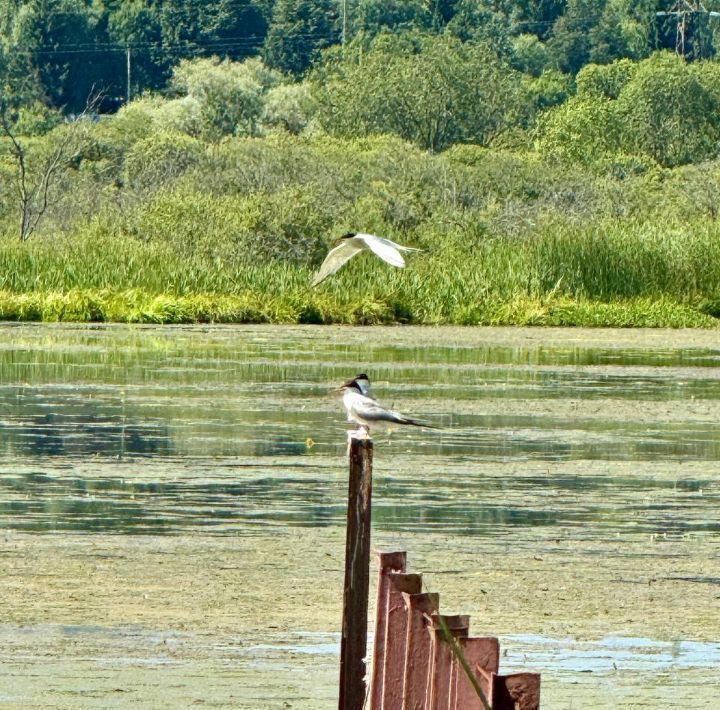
[538,52,720,168]
[262,82,314,134]
[312,33,529,151]
[263,0,339,74]
[167,57,280,138]
[0,124,719,327]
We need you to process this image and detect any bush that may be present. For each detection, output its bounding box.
[124,130,204,190]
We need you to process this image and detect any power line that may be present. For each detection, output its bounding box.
[656,0,720,56]
[9,31,338,58]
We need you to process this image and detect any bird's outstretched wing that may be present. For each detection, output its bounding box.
[361,234,407,268]
[351,397,438,428]
[311,240,364,286]
[375,236,423,254]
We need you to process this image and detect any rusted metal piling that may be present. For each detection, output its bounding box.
[368,551,541,710]
[338,434,374,710]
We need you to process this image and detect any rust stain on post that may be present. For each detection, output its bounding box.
[427,615,469,710]
[401,592,439,710]
[380,572,422,710]
[371,551,407,710]
[454,637,499,709]
[339,436,373,710]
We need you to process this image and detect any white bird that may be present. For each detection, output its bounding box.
[338,373,437,436]
[311,232,422,287]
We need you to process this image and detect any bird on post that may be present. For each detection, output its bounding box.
[338,373,437,438]
[311,232,422,287]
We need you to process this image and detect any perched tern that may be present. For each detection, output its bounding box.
[311,232,422,286]
[338,373,437,436]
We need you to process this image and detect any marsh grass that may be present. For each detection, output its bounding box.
[0,222,718,327]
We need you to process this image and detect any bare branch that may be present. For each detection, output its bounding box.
[1,92,101,240]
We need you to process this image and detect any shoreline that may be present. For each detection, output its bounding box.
[0,288,717,328]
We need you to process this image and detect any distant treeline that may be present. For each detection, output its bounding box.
[2,0,720,113]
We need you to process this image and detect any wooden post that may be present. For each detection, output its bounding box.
[339,434,374,710]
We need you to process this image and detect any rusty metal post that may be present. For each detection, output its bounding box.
[427,615,469,710]
[402,592,439,710]
[488,672,541,710]
[380,572,422,710]
[454,637,499,709]
[371,552,408,710]
[339,435,374,710]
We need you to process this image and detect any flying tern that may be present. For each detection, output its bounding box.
[338,373,437,436]
[311,232,422,287]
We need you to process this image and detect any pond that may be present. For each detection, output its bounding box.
[0,323,718,708]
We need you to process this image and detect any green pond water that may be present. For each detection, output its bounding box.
[0,323,719,708]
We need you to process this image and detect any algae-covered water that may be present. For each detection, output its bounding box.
[0,324,718,708]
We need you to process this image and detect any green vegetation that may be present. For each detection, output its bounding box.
[2,3,720,327]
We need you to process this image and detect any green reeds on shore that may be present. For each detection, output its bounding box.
[0,288,714,327]
[0,217,719,328]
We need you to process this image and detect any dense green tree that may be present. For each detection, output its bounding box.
[108,1,167,96]
[313,33,529,151]
[510,0,566,39]
[158,0,268,59]
[2,0,116,112]
[352,0,433,36]
[446,0,513,53]
[575,58,637,99]
[546,0,597,73]
[617,52,720,166]
[263,0,339,74]
[538,52,720,168]
[511,33,553,75]
[167,56,280,138]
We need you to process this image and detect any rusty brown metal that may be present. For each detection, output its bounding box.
[367,551,542,710]
[454,637,499,709]
[370,552,408,710]
[488,672,541,710]
[426,615,469,710]
[339,436,374,710]
[380,573,422,710]
[401,592,439,710]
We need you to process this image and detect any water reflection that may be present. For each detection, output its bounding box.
[0,324,719,538]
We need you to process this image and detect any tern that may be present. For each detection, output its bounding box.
[338,373,437,436]
[311,232,422,287]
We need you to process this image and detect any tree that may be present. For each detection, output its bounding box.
[108,0,167,96]
[313,33,529,151]
[0,93,99,240]
[157,0,269,62]
[7,0,116,113]
[352,0,434,36]
[263,0,340,75]
[168,57,281,138]
[446,0,513,53]
[537,52,720,168]
[617,52,720,166]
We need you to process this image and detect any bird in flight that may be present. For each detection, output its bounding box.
[311,232,422,287]
[338,373,437,437]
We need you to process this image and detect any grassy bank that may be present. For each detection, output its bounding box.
[1,221,719,327]
[0,288,715,328]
